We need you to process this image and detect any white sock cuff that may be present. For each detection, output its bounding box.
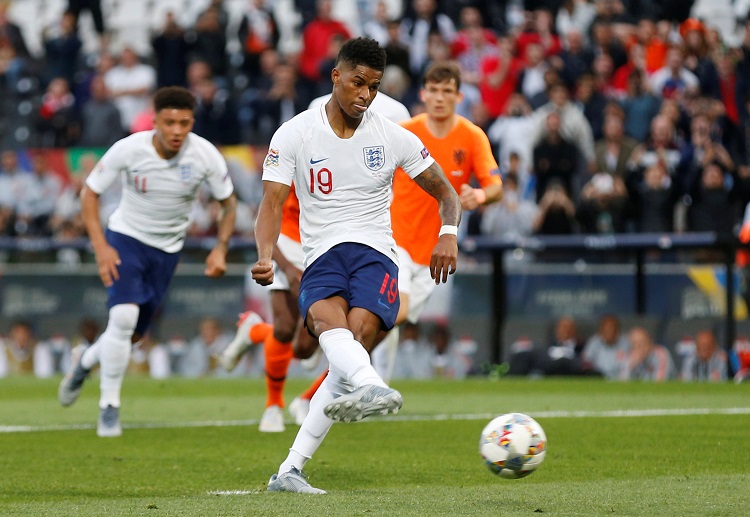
[318,328,354,351]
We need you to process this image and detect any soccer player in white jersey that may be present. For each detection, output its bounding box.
[253,37,461,494]
[220,89,412,433]
[58,86,237,437]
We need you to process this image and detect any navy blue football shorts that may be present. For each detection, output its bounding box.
[105,230,180,336]
[298,242,400,331]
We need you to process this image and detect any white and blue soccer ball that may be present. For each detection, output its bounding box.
[479,413,547,479]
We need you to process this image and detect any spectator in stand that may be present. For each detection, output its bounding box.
[362,0,390,45]
[575,72,608,140]
[528,68,562,110]
[627,114,689,178]
[588,18,627,70]
[530,82,596,173]
[192,78,241,146]
[533,180,579,235]
[649,45,700,100]
[595,110,637,178]
[681,112,735,193]
[487,94,536,195]
[244,61,305,145]
[35,77,80,148]
[680,18,720,100]
[297,0,352,106]
[0,2,30,60]
[622,326,675,381]
[577,170,628,234]
[680,329,728,382]
[508,316,585,376]
[556,0,597,40]
[0,320,51,377]
[480,168,538,240]
[478,35,521,119]
[15,153,64,236]
[104,46,156,132]
[427,324,474,379]
[42,10,83,89]
[151,11,190,88]
[518,42,550,103]
[553,29,593,92]
[515,8,562,60]
[0,150,31,236]
[629,161,679,233]
[238,0,279,80]
[67,0,106,49]
[79,74,124,147]
[186,7,229,80]
[685,161,741,234]
[619,69,661,142]
[635,17,667,74]
[383,18,411,80]
[451,5,498,87]
[532,110,580,201]
[399,0,456,80]
[582,314,630,380]
[169,317,221,377]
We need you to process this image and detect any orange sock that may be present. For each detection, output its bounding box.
[300,370,327,401]
[264,333,293,408]
[250,322,272,344]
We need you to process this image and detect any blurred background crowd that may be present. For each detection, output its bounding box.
[3,0,750,246]
[4,0,750,381]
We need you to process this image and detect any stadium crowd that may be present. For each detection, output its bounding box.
[3,0,750,382]
[1,0,750,245]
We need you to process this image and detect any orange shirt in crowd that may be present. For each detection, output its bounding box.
[391,113,501,266]
[280,183,301,243]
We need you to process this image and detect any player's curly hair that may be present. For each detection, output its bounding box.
[336,37,386,73]
[153,86,196,113]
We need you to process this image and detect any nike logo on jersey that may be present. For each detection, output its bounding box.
[310,157,329,164]
[377,298,390,310]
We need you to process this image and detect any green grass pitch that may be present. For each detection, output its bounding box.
[1,376,748,516]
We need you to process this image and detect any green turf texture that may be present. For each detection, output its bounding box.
[0,376,747,516]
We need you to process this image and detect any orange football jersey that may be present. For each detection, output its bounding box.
[391,114,501,265]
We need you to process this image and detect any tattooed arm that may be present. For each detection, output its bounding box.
[413,161,462,284]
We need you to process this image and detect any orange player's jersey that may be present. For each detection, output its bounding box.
[391,114,501,265]
[280,183,301,243]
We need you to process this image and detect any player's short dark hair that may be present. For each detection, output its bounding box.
[423,61,462,90]
[336,37,386,73]
[153,86,196,113]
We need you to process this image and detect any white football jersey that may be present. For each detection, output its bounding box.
[86,131,234,253]
[263,104,434,267]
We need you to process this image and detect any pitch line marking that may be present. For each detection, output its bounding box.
[2,407,749,434]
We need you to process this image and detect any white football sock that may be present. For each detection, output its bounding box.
[318,328,387,389]
[279,372,348,475]
[81,342,100,370]
[98,304,139,409]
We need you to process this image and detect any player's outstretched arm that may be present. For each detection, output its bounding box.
[252,180,290,286]
[81,185,121,287]
[205,193,237,278]
[413,162,462,284]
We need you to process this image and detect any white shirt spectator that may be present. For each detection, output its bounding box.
[104,48,157,130]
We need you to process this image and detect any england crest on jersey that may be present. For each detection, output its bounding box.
[179,163,192,183]
[363,146,385,171]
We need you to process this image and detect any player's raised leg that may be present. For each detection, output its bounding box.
[220,310,267,372]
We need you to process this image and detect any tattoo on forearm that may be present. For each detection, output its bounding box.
[414,163,461,226]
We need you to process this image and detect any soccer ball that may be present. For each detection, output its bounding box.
[479,413,547,479]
